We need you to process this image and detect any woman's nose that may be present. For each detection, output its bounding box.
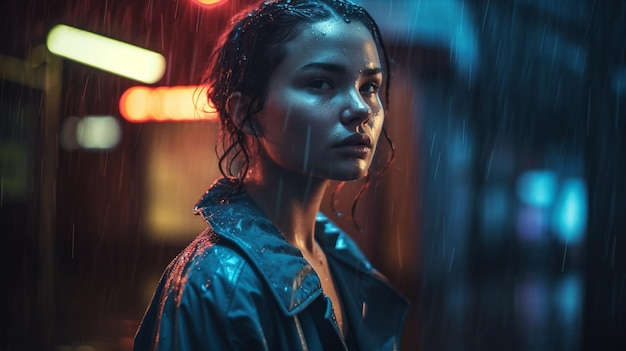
[340,89,371,125]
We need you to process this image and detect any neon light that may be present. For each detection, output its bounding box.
[46,24,166,84]
[119,85,218,122]
[194,0,228,6]
[552,178,587,244]
[76,115,122,150]
[516,170,557,207]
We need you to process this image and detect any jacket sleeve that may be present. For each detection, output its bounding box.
[135,248,274,351]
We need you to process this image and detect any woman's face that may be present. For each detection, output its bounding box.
[252,17,385,181]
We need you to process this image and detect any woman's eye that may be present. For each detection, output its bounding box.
[308,79,333,90]
[360,82,380,94]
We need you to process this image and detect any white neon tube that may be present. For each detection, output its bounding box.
[47,24,166,84]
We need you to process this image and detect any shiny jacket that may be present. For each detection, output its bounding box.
[134,178,408,350]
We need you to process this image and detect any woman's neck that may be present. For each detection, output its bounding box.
[243,165,328,253]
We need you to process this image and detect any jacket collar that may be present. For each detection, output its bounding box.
[194,179,410,348]
[193,178,325,317]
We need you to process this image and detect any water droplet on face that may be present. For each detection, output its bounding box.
[334,211,343,218]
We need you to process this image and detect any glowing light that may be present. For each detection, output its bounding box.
[194,0,228,7]
[552,178,587,244]
[76,115,122,150]
[516,206,548,241]
[46,24,166,84]
[554,274,583,327]
[119,86,217,122]
[516,170,557,207]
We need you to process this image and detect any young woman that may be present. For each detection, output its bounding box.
[134,0,408,350]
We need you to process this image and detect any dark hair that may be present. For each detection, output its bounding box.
[201,0,395,227]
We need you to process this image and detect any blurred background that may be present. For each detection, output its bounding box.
[2,0,625,350]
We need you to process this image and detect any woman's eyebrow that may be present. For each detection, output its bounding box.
[299,62,347,74]
[360,67,383,76]
[298,62,383,76]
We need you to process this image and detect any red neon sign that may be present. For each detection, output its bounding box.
[119,86,218,123]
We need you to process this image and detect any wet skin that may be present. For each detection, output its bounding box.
[252,17,385,182]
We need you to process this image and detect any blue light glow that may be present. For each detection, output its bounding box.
[516,170,558,207]
[552,178,587,244]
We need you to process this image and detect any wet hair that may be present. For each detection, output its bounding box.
[201,0,394,228]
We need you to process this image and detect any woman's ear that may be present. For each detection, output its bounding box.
[227,92,259,135]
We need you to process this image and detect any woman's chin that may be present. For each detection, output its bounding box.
[322,166,369,182]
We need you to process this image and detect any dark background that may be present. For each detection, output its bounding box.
[1,0,625,350]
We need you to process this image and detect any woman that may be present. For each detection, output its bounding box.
[134,0,408,350]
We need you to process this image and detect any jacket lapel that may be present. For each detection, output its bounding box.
[194,179,323,316]
[315,213,410,350]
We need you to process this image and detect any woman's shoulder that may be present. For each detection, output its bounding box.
[160,228,268,306]
[135,229,279,349]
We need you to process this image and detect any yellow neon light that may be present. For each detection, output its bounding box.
[46,24,166,84]
[194,0,228,6]
[119,85,218,122]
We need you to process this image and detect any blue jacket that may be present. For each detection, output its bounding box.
[134,178,409,350]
